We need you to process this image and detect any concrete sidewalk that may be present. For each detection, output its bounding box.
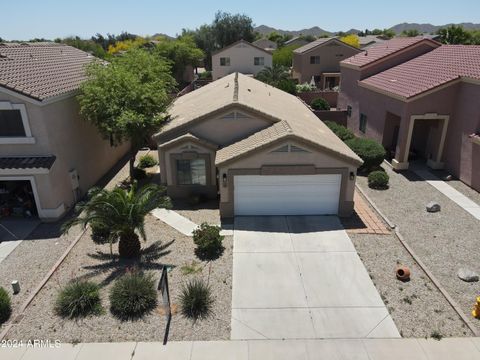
[2,338,480,360]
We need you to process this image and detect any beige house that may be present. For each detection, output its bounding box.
[155,73,362,218]
[292,38,362,89]
[211,40,273,80]
[0,43,128,221]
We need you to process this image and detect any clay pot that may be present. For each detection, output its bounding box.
[396,266,411,281]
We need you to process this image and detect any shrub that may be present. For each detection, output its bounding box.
[198,71,212,80]
[137,154,158,169]
[109,271,157,320]
[368,170,390,189]
[179,278,213,321]
[192,223,224,260]
[277,79,297,95]
[91,222,112,244]
[132,168,147,180]
[345,137,386,171]
[0,287,12,324]
[55,281,102,319]
[310,97,330,111]
[324,121,355,141]
[296,82,316,93]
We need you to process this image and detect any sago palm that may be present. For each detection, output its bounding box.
[63,183,171,258]
[256,64,290,87]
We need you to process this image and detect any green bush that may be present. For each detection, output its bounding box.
[179,278,213,321]
[109,271,157,320]
[132,168,147,180]
[192,223,224,260]
[277,79,297,95]
[310,97,330,110]
[368,171,389,189]
[55,281,102,319]
[91,222,112,244]
[198,71,212,80]
[137,154,158,169]
[345,137,386,171]
[0,287,12,324]
[296,82,316,93]
[324,121,355,141]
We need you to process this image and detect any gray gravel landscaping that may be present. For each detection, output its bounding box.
[357,164,480,334]
[5,214,233,342]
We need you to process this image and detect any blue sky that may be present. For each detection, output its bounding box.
[2,0,478,40]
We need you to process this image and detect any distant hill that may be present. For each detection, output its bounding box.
[254,22,480,37]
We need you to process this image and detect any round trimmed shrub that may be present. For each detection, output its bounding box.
[310,97,330,110]
[345,137,386,171]
[192,223,224,260]
[179,278,213,321]
[0,287,12,324]
[137,154,158,169]
[368,170,390,189]
[55,280,102,319]
[109,271,157,320]
[324,121,355,141]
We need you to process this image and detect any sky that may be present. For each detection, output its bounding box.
[1,0,479,40]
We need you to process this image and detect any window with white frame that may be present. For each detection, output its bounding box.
[220,57,230,66]
[254,57,265,66]
[0,102,33,143]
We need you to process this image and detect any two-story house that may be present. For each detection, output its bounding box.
[0,42,128,221]
[292,38,362,89]
[211,40,273,80]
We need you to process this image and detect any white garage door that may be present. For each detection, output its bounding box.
[234,174,341,216]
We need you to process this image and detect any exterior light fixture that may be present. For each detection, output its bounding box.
[350,171,355,180]
[222,173,227,187]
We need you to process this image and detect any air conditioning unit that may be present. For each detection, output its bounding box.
[69,169,79,190]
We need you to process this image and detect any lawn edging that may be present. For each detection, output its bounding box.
[356,183,480,337]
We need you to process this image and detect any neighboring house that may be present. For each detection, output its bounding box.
[154,72,362,218]
[252,38,277,52]
[0,43,128,221]
[338,37,480,192]
[292,38,362,89]
[284,37,310,48]
[358,35,386,49]
[211,40,273,80]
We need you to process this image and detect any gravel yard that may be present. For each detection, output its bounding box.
[351,232,471,338]
[5,214,233,342]
[357,164,480,334]
[174,199,221,226]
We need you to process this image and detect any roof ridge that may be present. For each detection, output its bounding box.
[233,72,239,102]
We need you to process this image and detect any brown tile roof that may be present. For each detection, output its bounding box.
[360,45,480,99]
[157,72,361,165]
[293,38,334,53]
[341,37,439,68]
[0,42,94,101]
[0,156,56,170]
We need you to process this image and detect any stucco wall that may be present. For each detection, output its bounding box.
[212,43,272,80]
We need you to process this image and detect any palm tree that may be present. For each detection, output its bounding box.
[256,64,290,87]
[63,184,171,258]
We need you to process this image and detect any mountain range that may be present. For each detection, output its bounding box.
[254,22,480,36]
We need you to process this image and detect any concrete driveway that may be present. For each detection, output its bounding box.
[231,216,400,340]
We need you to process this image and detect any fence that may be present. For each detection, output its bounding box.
[297,90,338,108]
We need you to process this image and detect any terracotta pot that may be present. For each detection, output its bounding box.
[396,266,411,281]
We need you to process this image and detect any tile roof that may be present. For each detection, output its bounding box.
[158,133,218,149]
[341,37,439,68]
[0,156,56,170]
[293,38,334,53]
[156,73,362,165]
[211,40,273,56]
[0,42,94,101]
[360,45,480,99]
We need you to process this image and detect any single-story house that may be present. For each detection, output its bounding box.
[292,38,362,89]
[0,42,128,221]
[338,37,480,191]
[155,73,362,218]
[211,40,273,80]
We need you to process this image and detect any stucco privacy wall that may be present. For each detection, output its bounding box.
[218,139,357,218]
[0,91,129,219]
[212,42,272,80]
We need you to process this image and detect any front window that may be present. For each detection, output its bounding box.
[359,114,367,133]
[0,109,26,137]
[220,57,230,66]
[347,105,352,117]
[310,56,320,64]
[254,57,264,66]
[176,158,207,185]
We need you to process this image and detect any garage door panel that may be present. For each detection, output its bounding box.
[234,175,341,216]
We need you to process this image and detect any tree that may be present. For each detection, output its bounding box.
[63,184,171,258]
[55,36,107,59]
[256,64,290,86]
[437,25,471,44]
[340,34,360,48]
[107,37,148,55]
[401,29,420,37]
[272,45,299,67]
[78,49,176,179]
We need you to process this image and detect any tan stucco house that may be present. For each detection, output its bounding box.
[338,37,480,192]
[211,40,273,80]
[292,38,362,89]
[155,73,362,218]
[0,42,128,221]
